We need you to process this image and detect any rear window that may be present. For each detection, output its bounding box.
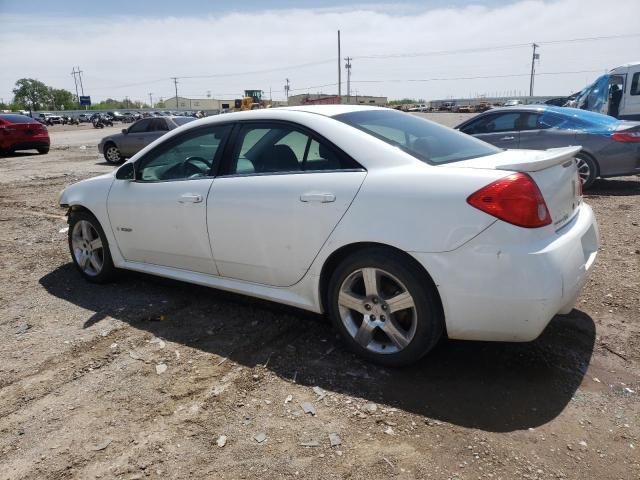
[173,117,197,126]
[334,109,500,164]
[0,114,37,123]
[541,107,619,131]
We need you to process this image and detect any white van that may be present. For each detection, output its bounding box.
[574,62,640,120]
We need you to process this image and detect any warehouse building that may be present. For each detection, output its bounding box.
[287,93,387,106]
[163,96,236,110]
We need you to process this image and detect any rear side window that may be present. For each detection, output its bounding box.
[631,73,640,95]
[224,123,359,175]
[336,110,499,164]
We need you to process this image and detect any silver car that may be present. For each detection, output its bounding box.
[456,105,640,188]
[98,116,196,164]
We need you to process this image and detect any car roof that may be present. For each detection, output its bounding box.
[280,104,388,117]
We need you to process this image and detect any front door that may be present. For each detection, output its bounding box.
[107,124,231,274]
[207,122,366,287]
[460,112,521,149]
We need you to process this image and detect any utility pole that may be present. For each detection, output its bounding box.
[284,78,290,102]
[529,43,539,97]
[76,66,85,96]
[171,77,179,108]
[344,57,352,103]
[71,67,80,108]
[338,30,341,98]
[148,93,153,109]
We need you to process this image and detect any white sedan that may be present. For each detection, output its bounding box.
[59,106,599,366]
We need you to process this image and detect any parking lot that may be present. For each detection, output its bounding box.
[0,115,638,479]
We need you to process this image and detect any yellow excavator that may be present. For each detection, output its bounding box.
[234,90,270,111]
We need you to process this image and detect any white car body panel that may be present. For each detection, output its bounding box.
[59,106,599,343]
[208,171,366,287]
[107,178,218,275]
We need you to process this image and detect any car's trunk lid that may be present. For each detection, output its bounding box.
[6,120,47,138]
[449,146,582,230]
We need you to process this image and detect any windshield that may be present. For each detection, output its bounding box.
[335,109,500,164]
[173,117,197,126]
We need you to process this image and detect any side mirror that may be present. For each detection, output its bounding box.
[115,162,135,181]
[122,128,128,134]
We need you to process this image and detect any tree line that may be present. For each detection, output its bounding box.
[1,78,156,112]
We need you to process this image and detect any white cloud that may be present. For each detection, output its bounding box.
[0,0,637,103]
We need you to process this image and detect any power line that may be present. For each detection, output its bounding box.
[177,59,334,80]
[353,33,640,60]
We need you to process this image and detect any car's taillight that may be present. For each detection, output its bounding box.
[612,131,640,143]
[467,173,552,228]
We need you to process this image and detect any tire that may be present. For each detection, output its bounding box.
[37,147,49,154]
[68,211,116,283]
[103,143,123,164]
[327,247,444,367]
[576,153,597,189]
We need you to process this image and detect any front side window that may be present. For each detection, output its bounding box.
[128,119,152,133]
[224,123,358,175]
[137,126,230,182]
[336,110,499,164]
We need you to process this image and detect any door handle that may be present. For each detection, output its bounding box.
[179,193,203,203]
[300,193,336,203]
[500,136,515,140]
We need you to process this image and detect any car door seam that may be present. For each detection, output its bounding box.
[286,171,369,288]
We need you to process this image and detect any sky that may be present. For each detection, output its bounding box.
[0,0,638,104]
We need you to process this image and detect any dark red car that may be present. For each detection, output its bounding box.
[0,114,50,155]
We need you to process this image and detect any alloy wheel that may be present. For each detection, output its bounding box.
[71,220,104,276]
[337,267,417,354]
[105,145,121,163]
[576,157,591,185]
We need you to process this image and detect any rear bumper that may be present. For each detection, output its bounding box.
[411,203,599,342]
[6,139,50,151]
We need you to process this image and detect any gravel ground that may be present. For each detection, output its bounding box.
[0,116,638,480]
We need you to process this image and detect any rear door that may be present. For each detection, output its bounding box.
[517,112,576,150]
[207,121,366,287]
[460,112,521,149]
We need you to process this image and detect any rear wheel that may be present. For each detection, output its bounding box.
[104,143,123,164]
[37,147,49,154]
[68,211,116,283]
[576,153,597,189]
[327,248,444,367]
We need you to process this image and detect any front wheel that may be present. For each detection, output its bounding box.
[327,248,444,367]
[104,143,123,164]
[68,211,116,283]
[37,147,49,154]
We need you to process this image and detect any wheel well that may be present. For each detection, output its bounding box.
[66,205,96,221]
[319,242,444,320]
[577,150,600,177]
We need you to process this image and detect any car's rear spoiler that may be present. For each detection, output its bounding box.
[450,146,582,173]
[496,146,582,172]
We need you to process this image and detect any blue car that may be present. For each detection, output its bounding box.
[456,105,640,188]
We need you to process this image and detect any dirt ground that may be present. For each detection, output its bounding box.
[0,116,638,480]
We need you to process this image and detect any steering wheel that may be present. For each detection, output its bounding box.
[183,156,211,178]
